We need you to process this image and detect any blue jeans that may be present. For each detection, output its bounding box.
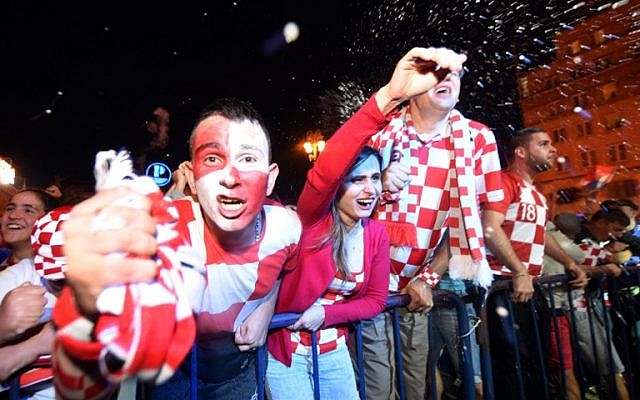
[430,302,482,384]
[267,346,359,400]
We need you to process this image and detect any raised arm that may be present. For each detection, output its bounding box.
[53,188,159,399]
[298,47,467,226]
[296,96,389,226]
[62,187,158,317]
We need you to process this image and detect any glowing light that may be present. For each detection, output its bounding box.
[283,22,300,44]
[0,158,15,185]
[557,156,566,164]
[303,142,313,154]
[303,131,325,163]
[573,106,583,113]
[45,109,52,114]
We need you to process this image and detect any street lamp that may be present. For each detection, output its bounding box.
[303,130,326,163]
[0,157,15,185]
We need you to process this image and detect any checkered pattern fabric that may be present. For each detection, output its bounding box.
[290,270,364,355]
[574,237,612,311]
[577,239,612,267]
[418,269,441,288]
[52,150,202,400]
[370,106,503,290]
[485,171,548,277]
[32,205,73,280]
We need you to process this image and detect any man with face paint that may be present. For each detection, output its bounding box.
[147,98,302,399]
[49,100,301,400]
[482,127,588,399]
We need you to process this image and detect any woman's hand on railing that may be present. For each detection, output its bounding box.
[290,306,325,332]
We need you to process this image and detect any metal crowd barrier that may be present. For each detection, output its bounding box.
[255,269,640,400]
[257,290,478,400]
[9,268,638,400]
[483,268,640,400]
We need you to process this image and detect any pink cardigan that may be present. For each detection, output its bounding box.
[267,95,391,366]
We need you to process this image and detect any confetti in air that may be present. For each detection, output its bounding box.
[315,0,627,143]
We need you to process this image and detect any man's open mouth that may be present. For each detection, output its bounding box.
[217,195,245,212]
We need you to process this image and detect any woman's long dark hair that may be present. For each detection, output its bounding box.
[317,146,382,278]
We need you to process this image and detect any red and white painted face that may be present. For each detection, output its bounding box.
[336,155,382,229]
[191,115,278,235]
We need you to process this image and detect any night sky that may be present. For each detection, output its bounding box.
[0,0,611,202]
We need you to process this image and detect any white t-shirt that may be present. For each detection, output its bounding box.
[0,258,56,399]
[0,258,56,308]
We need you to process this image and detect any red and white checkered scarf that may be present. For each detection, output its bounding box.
[382,108,493,287]
[46,150,203,399]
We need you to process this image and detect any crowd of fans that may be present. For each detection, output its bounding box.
[0,46,638,400]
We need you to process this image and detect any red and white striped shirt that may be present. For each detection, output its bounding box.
[290,269,365,355]
[485,171,548,277]
[173,198,301,347]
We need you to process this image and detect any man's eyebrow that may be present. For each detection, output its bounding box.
[239,143,266,155]
[194,142,223,153]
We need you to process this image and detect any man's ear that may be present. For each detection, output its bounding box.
[183,161,197,195]
[514,146,526,160]
[185,162,197,195]
[266,163,279,196]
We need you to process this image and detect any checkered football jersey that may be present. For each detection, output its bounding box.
[173,198,301,347]
[577,237,613,267]
[573,236,612,311]
[485,171,548,277]
[290,269,365,355]
[370,108,503,291]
